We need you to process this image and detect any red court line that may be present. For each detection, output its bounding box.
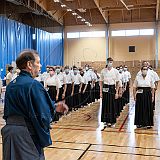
[118,114,129,132]
[118,103,134,132]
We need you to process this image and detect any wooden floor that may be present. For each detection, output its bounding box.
[1,88,160,160]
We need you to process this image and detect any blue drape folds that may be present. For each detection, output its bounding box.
[35,28,63,72]
[0,17,32,78]
[0,16,64,78]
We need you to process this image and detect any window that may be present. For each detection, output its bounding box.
[111,29,154,37]
[111,30,125,37]
[67,32,80,38]
[140,29,154,35]
[126,30,139,36]
[80,31,105,38]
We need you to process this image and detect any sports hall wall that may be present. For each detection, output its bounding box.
[64,22,159,74]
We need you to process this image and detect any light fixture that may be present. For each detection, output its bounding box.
[72,12,77,15]
[57,2,91,27]
[81,18,85,22]
[54,0,60,2]
[67,9,72,12]
[61,4,66,7]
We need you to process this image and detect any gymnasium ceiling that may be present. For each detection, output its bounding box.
[1,0,160,29]
[33,0,159,26]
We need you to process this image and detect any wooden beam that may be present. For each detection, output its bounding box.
[93,0,108,24]
[102,4,156,11]
[156,0,159,21]
[120,0,130,10]
[33,0,63,25]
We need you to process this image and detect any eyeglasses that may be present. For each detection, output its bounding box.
[49,70,53,71]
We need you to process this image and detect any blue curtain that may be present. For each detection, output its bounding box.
[0,16,64,78]
[35,28,63,72]
[0,16,32,78]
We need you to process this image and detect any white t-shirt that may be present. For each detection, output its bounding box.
[72,74,82,85]
[123,71,131,82]
[81,75,88,85]
[41,72,49,82]
[152,70,159,82]
[137,69,153,80]
[84,70,92,82]
[133,74,155,88]
[100,67,120,85]
[119,72,126,83]
[6,72,14,81]
[57,72,66,86]
[45,75,61,88]
[64,73,73,84]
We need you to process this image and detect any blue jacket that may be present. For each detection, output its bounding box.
[3,70,55,148]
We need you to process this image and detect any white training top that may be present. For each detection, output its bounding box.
[57,72,66,86]
[45,75,62,88]
[137,69,159,83]
[72,74,82,85]
[133,73,155,88]
[100,67,120,85]
[64,73,73,84]
[84,70,92,82]
[123,70,131,82]
[41,72,49,82]
[81,75,88,85]
[6,72,14,81]
[119,72,126,83]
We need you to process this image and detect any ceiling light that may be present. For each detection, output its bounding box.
[67,9,72,12]
[54,0,60,2]
[88,23,92,27]
[61,4,66,7]
[85,21,89,24]
[81,19,85,22]
[72,12,77,15]
[78,8,86,13]
[77,16,82,19]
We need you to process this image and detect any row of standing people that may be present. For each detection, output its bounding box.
[35,65,100,114]
[100,58,159,130]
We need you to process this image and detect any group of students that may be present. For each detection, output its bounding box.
[2,58,159,130]
[34,65,100,114]
[100,58,159,130]
[1,49,160,160]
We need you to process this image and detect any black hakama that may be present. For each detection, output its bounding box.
[65,84,72,111]
[101,84,116,124]
[80,83,87,106]
[134,87,153,127]
[152,92,155,110]
[58,84,64,101]
[91,86,96,103]
[73,84,80,108]
[47,86,57,102]
[123,82,130,104]
[115,97,123,118]
[86,81,92,104]
[95,81,100,100]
